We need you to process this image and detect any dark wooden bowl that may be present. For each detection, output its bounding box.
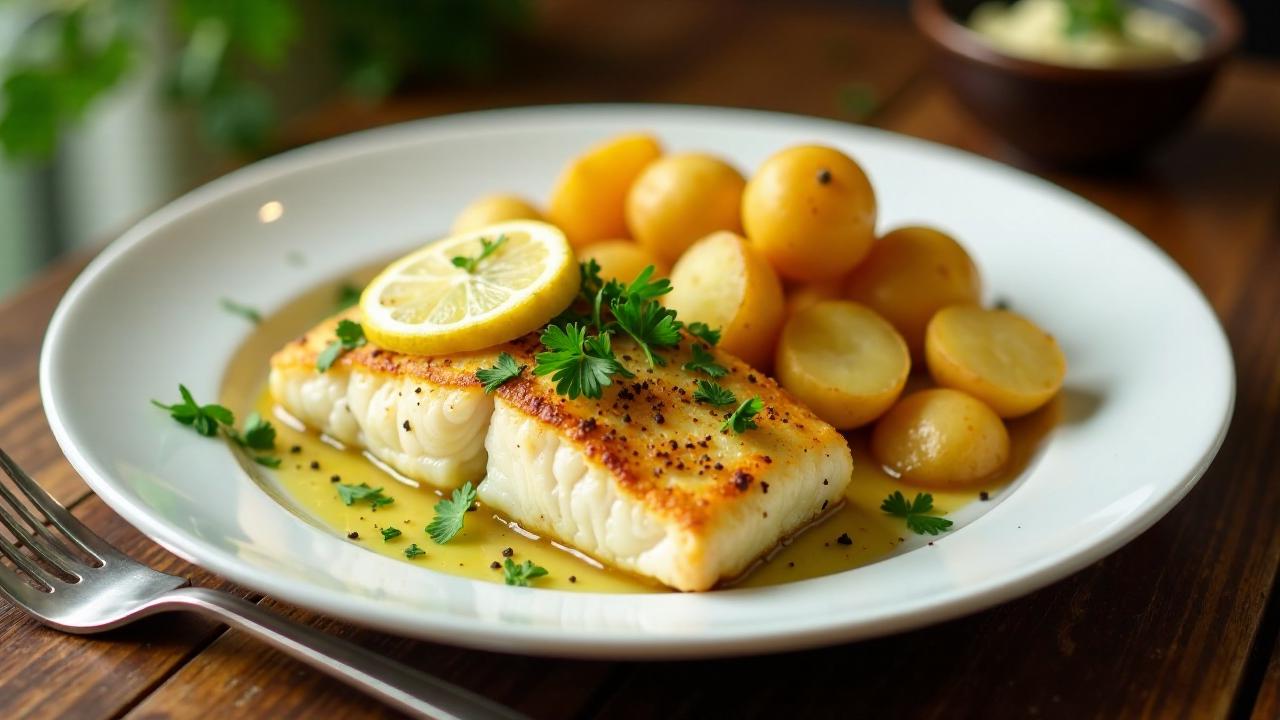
[911,0,1241,167]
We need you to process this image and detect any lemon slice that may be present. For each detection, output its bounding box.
[360,220,579,355]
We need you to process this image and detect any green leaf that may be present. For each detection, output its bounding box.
[683,343,727,378]
[404,543,425,559]
[317,320,367,372]
[380,526,402,542]
[686,322,721,346]
[237,412,277,450]
[503,558,549,587]
[610,291,682,368]
[337,483,389,507]
[220,298,262,323]
[692,380,736,407]
[253,455,282,468]
[476,352,526,393]
[152,385,234,438]
[880,491,954,536]
[533,324,630,400]
[451,234,507,273]
[427,482,478,544]
[721,396,764,434]
[335,283,362,311]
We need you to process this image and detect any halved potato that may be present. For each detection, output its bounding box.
[580,240,668,283]
[871,388,1010,488]
[844,226,982,358]
[925,305,1066,418]
[775,301,909,429]
[451,194,543,234]
[547,133,663,249]
[664,231,785,370]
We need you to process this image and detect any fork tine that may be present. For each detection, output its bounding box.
[0,553,53,614]
[0,499,85,579]
[0,448,117,563]
[0,532,59,590]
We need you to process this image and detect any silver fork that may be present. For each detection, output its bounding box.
[0,448,526,720]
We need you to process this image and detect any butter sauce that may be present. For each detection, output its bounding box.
[221,277,1057,593]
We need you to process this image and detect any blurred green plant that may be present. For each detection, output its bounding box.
[0,0,531,160]
[1064,0,1129,37]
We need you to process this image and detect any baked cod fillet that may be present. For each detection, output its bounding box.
[270,315,853,591]
[269,312,499,490]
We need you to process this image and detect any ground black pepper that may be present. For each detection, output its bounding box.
[347,531,359,539]
[836,533,853,546]
[502,547,514,557]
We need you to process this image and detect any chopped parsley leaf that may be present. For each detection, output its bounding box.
[317,319,366,372]
[533,323,631,400]
[721,396,764,434]
[693,380,737,407]
[404,543,425,559]
[880,491,954,535]
[427,481,477,544]
[151,385,234,437]
[476,352,526,393]
[380,526,402,542]
[503,558,549,587]
[686,322,721,346]
[451,233,507,273]
[683,343,728,378]
[219,298,262,324]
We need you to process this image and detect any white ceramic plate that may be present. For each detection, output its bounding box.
[40,105,1233,659]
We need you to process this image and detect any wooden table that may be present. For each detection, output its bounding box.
[3,4,1279,718]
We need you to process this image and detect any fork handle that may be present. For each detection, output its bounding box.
[149,587,527,720]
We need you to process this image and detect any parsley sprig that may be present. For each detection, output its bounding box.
[683,343,727,378]
[152,385,281,466]
[427,481,478,544]
[451,234,507,273]
[317,319,366,372]
[721,397,764,434]
[476,352,526,393]
[338,483,394,510]
[503,558,549,587]
[533,323,632,400]
[152,385,233,437]
[693,380,737,406]
[686,322,721,346]
[881,491,954,535]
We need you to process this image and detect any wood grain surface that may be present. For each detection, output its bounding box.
[1,3,1278,719]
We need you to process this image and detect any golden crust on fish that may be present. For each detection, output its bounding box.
[269,313,854,590]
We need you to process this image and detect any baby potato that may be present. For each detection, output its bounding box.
[785,277,845,317]
[925,305,1066,418]
[871,389,1010,488]
[741,145,877,282]
[547,133,663,249]
[844,226,982,358]
[775,301,910,429]
[664,231,785,370]
[626,153,746,264]
[451,194,543,234]
[580,240,668,283]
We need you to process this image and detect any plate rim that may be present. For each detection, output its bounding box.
[38,103,1236,658]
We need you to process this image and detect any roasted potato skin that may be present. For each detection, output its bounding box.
[871,388,1010,488]
[626,153,746,264]
[451,195,544,235]
[844,226,982,358]
[580,240,668,284]
[548,133,663,249]
[742,145,877,281]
